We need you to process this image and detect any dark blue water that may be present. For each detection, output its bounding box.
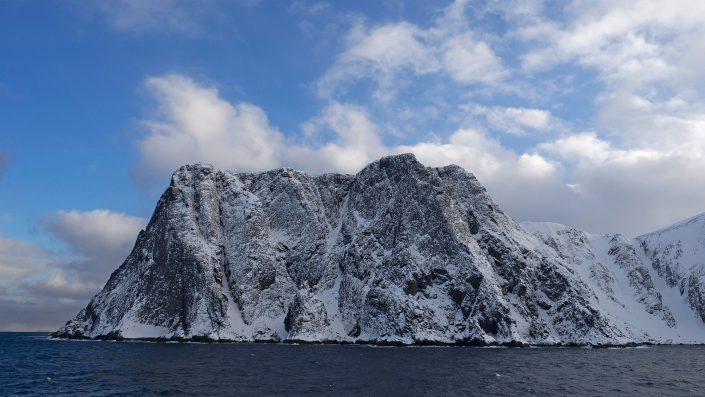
[2,333,705,396]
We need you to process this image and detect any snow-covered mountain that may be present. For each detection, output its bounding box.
[55,154,705,345]
[637,214,705,325]
[522,222,705,344]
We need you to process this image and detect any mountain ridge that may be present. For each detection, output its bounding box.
[54,153,705,345]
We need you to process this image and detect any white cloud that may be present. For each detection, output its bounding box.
[126,2,705,239]
[397,128,557,180]
[442,33,506,84]
[316,0,507,101]
[538,132,612,163]
[134,74,284,188]
[343,23,436,73]
[97,1,705,241]
[132,71,705,237]
[134,74,556,179]
[0,210,146,331]
[0,236,54,280]
[465,105,558,136]
[287,102,385,173]
[478,9,705,232]
[317,21,439,101]
[534,130,705,234]
[468,0,705,234]
[45,209,147,285]
[0,234,81,331]
[45,209,147,266]
[132,73,576,232]
[517,0,705,147]
[135,75,388,177]
[394,129,572,227]
[519,1,699,73]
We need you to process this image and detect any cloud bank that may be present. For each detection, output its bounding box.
[0,210,146,331]
[126,74,618,236]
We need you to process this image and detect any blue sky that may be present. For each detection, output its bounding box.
[0,0,336,240]
[3,0,705,330]
[0,1,487,241]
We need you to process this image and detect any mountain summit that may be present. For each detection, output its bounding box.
[55,154,705,345]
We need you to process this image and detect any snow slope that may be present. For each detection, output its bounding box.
[637,214,705,324]
[522,222,705,343]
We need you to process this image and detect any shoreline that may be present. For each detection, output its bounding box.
[46,332,693,348]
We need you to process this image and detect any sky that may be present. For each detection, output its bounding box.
[2,0,705,331]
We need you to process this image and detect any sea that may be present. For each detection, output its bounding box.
[2,333,705,396]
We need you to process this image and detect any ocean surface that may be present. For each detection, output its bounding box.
[2,333,705,396]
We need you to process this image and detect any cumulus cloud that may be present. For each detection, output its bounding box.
[567,153,705,234]
[398,128,557,180]
[316,22,438,101]
[288,102,385,173]
[519,1,705,75]
[0,236,74,331]
[517,0,705,145]
[493,0,705,233]
[45,209,147,281]
[0,235,85,331]
[534,131,705,234]
[126,0,705,238]
[132,73,576,231]
[394,129,576,227]
[0,210,146,331]
[538,132,614,163]
[134,74,284,188]
[132,68,705,237]
[301,0,705,236]
[316,0,507,101]
[135,75,387,178]
[442,33,506,84]
[0,236,54,280]
[463,105,560,136]
[134,74,554,175]
[0,296,84,332]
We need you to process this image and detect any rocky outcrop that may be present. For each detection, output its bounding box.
[55,154,705,345]
[638,214,705,323]
[605,234,675,327]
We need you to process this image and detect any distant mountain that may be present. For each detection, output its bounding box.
[55,154,705,345]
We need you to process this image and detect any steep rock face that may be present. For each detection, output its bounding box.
[638,215,705,323]
[605,234,675,327]
[523,223,704,342]
[56,154,705,345]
